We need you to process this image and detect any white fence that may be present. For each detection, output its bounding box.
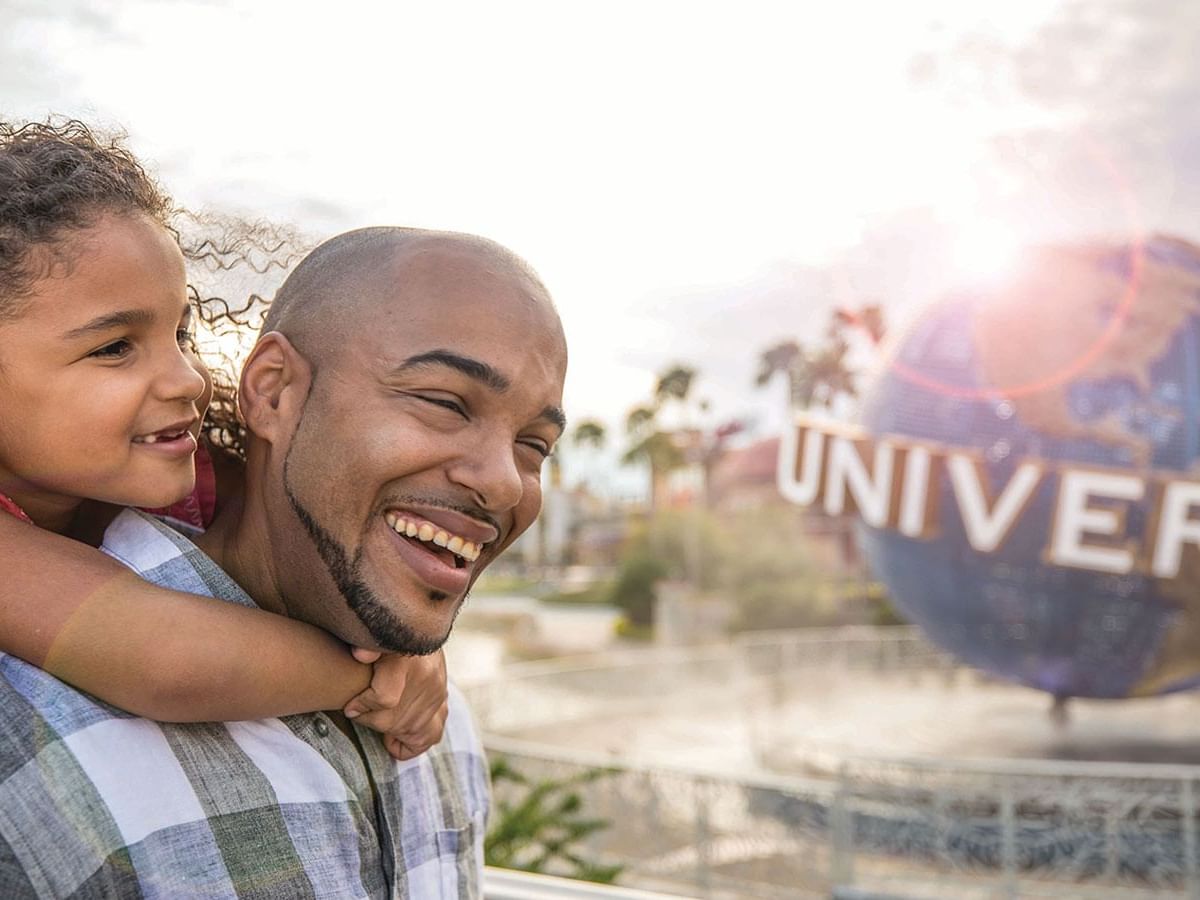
[466,628,1200,899]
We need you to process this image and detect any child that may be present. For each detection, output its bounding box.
[0,118,446,760]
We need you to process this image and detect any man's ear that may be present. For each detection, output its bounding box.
[239,332,313,444]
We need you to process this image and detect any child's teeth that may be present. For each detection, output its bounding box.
[143,435,157,444]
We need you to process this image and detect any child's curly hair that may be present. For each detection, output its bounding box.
[178,214,312,460]
[0,118,174,317]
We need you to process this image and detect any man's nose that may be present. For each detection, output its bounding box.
[447,435,524,514]
[156,345,208,405]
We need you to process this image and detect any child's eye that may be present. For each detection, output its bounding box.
[176,328,197,351]
[89,339,132,359]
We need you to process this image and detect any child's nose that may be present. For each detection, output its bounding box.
[158,347,208,404]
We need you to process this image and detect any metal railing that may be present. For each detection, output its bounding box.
[468,628,1200,899]
[484,867,690,899]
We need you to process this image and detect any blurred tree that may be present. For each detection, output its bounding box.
[623,363,744,512]
[624,405,656,435]
[608,549,669,626]
[621,430,684,510]
[755,304,885,410]
[571,419,607,449]
[832,302,886,344]
[654,364,696,407]
[567,419,608,498]
[621,374,688,508]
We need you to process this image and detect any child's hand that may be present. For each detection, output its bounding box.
[343,648,450,761]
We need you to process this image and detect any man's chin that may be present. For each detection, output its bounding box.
[350,584,463,656]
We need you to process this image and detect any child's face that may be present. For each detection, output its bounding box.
[0,213,211,525]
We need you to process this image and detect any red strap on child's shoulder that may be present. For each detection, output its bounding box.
[0,492,33,525]
[142,441,218,529]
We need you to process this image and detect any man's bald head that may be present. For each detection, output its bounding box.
[262,226,554,366]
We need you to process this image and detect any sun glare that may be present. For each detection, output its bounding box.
[949,223,1026,285]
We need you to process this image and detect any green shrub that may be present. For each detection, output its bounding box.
[607,506,884,632]
[607,553,667,626]
[485,756,622,884]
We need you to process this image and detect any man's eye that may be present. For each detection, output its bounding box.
[89,339,132,359]
[520,439,552,459]
[420,396,467,418]
[176,328,197,351]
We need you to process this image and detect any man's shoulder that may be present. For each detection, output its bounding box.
[0,653,131,741]
[101,509,254,608]
[101,508,201,574]
[0,659,490,898]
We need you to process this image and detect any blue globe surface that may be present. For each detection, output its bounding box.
[859,235,1200,699]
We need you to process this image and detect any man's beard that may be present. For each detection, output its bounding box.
[282,444,458,656]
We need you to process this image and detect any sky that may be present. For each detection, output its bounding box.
[4,0,1196,495]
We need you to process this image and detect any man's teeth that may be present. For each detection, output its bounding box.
[385,513,481,562]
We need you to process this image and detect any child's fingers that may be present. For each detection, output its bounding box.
[343,684,395,719]
[357,699,449,756]
[384,735,415,761]
[401,700,449,751]
[351,704,419,734]
[385,733,432,762]
[351,647,382,664]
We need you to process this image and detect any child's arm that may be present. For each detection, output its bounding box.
[0,511,373,721]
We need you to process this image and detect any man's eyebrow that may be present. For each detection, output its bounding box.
[61,309,155,341]
[394,349,564,432]
[393,350,511,392]
[542,405,567,434]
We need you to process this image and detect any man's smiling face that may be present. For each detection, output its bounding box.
[270,238,567,653]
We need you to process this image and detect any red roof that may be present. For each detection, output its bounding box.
[709,437,780,498]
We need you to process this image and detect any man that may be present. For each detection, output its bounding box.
[0,227,569,897]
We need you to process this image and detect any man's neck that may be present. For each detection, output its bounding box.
[193,494,288,616]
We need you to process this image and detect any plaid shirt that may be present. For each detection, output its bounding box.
[0,510,490,898]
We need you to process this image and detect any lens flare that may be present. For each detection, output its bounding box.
[889,135,1146,401]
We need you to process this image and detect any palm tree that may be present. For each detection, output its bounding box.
[832,303,885,344]
[571,419,607,450]
[806,337,857,408]
[755,339,807,407]
[756,303,884,410]
[755,338,848,408]
[622,401,682,510]
[623,362,698,511]
[654,364,696,407]
[569,419,607,495]
[624,405,656,437]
